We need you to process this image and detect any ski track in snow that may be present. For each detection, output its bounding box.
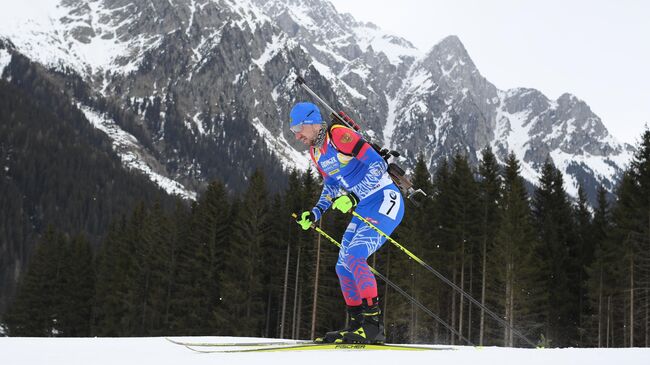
[1,336,649,365]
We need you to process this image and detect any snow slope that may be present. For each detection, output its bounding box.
[78,104,197,200]
[1,336,648,365]
[0,1,162,75]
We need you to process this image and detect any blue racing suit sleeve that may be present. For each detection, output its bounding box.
[328,125,390,202]
[311,177,342,222]
[348,145,389,201]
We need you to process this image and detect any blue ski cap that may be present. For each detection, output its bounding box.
[290,102,321,132]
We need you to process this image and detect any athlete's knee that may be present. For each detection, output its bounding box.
[345,240,371,262]
[335,260,350,278]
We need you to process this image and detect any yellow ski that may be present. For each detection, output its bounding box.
[184,342,452,353]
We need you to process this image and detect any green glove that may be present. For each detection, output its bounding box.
[296,211,314,230]
[332,193,359,214]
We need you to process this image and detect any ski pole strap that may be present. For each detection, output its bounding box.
[290,213,472,345]
[348,210,537,348]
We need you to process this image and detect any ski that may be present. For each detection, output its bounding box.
[165,337,310,347]
[182,342,452,353]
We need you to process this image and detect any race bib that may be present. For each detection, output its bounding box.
[378,189,401,220]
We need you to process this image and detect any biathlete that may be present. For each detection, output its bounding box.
[290,102,404,344]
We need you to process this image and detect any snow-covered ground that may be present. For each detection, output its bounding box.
[1,336,648,365]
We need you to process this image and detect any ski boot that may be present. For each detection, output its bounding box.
[340,297,385,344]
[314,305,364,343]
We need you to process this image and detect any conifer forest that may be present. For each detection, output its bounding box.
[4,129,650,348]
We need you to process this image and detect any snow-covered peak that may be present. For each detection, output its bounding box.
[0,0,164,76]
[491,87,633,197]
[255,0,349,39]
[425,36,473,63]
[254,0,420,67]
[351,22,421,65]
[420,35,479,81]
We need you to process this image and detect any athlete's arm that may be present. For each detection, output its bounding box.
[330,127,388,201]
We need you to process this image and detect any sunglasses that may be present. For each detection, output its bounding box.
[290,124,304,133]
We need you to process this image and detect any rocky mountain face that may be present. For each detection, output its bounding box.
[0,0,634,204]
[388,35,633,199]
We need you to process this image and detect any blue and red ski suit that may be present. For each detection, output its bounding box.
[309,124,404,306]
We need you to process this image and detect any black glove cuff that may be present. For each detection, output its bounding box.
[348,192,359,206]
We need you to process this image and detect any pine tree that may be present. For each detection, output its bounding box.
[384,154,436,343]
[221,170,271,336]
[573,184,595,344]
[169,181,230,335]
[57,234,94,336]
[5,227,66,336]
[117,203,148,335]
[132,201,175,335]
[488,153,540,346]
[607,128,650,347]
[429,158,455,343]
[408,154,437,343]
[263,192,287,337]
[278,169,303,338]
[447,152,480,345]
[586,185,615,347]
[164,200,191,333]
[477,147,501,345]
[94,203,172,337]
[532,159,578,346]
[93,219,129,336]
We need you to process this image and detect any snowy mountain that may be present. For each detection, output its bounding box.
[1,336,649,365]
[388,35,634,198]
[0,0,634,203]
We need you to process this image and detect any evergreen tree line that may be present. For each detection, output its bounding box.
[3,170,338,339]
[0,56,179,314]
[0,48,288,315]
[5,131,650,348]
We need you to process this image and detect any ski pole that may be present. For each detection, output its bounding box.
[291,213,473,345]
[344,209,537,348]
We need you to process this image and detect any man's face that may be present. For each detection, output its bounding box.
[293,124,321,146]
